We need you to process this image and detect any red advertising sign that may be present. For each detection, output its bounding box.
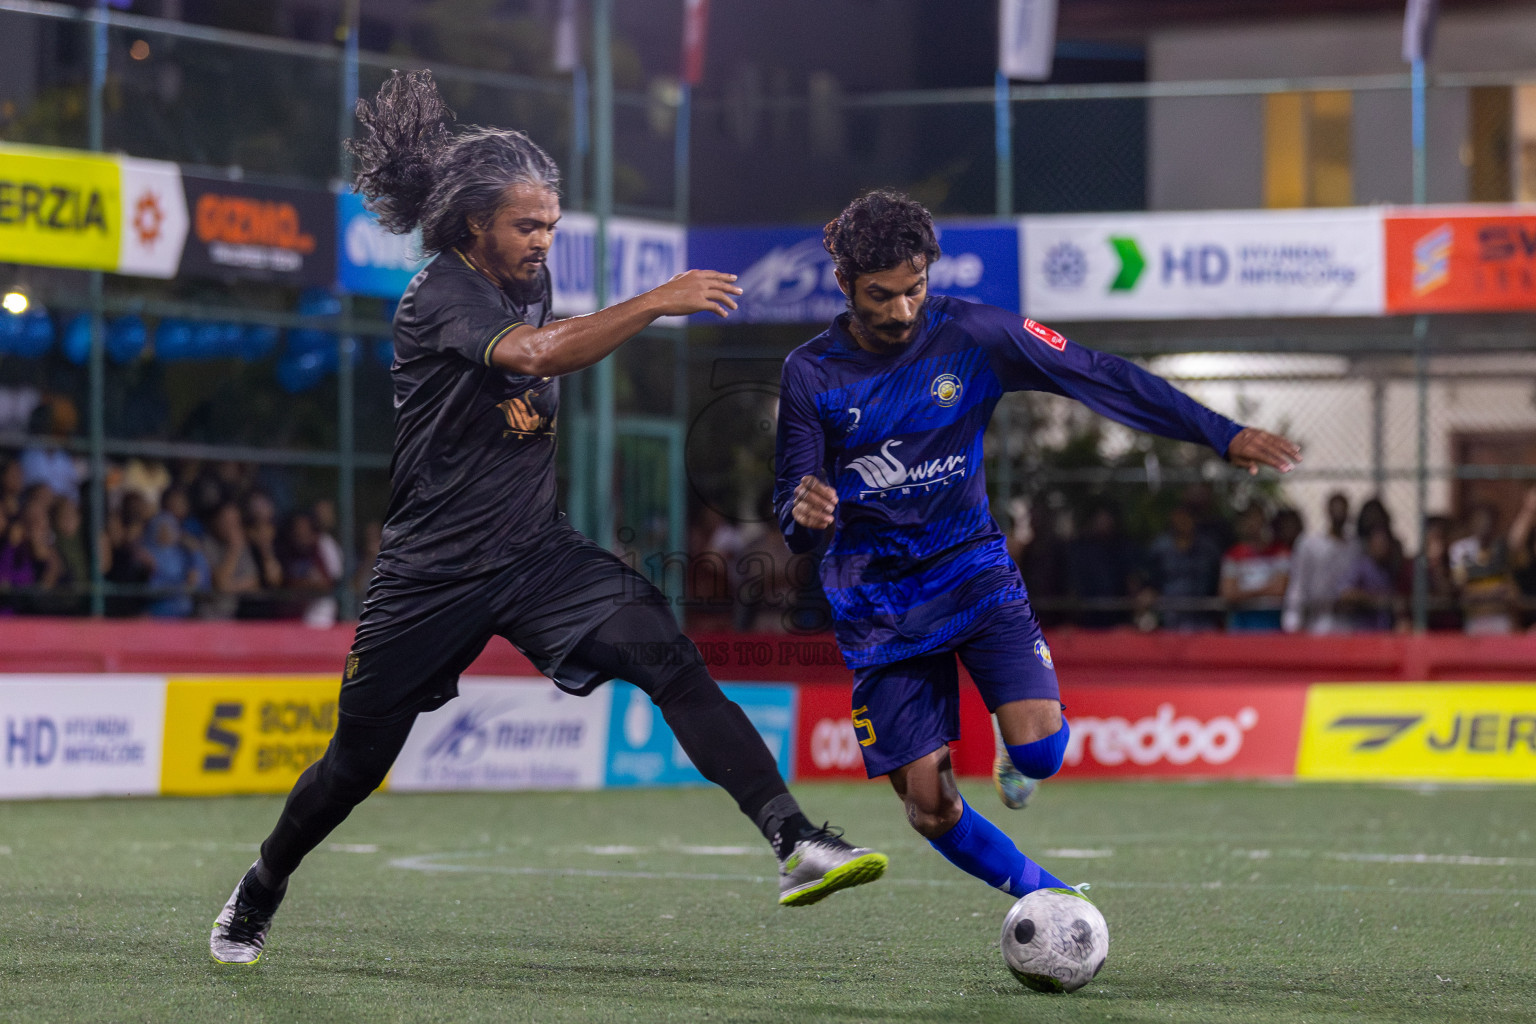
[1058,683,1307,778]
[795,681,866,779]
[1385,208,1536,313]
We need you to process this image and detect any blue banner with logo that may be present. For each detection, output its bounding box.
[686,220,1020,324]
[605,681,797,786]
[336,191,429,298]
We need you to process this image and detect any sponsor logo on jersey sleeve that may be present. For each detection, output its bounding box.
[1022,318,1069,351]
[1033,639,1054,669]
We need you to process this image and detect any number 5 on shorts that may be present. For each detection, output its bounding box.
[851,705,877,747]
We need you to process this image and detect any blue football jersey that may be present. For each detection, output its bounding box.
[774,295,1242,668]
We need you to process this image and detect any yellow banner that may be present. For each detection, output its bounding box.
[1297,683,1536,782]
[161,676,340,795]
[0,144,121,272]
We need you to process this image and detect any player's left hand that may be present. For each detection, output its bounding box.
[1226,427,1301,475]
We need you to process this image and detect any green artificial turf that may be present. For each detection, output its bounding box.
[1,780,1533,1023]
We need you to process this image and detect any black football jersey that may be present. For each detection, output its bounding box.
[375,249,560,579]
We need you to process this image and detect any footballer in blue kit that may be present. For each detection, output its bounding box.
[774,191,1301,898]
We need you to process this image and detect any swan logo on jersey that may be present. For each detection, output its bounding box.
[1034,639,1054,669]
[846,439,967,498]
[1022,318,1068,351]
[930,373,963,407]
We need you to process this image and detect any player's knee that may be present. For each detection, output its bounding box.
[321,749,389,806]
[643,661,722,711]
[904,789,963,839]
[1006,719,1071,780]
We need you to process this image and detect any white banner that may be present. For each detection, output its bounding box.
[548,213,687,322]
[1022,208,1386,320]
[999,0,1058,81]
[0,677,165,798]
[116,158,189,279]
[388,678,610,792]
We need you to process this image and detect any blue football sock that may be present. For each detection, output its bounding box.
[928,798,1068,896]
[1005,719,1071,780]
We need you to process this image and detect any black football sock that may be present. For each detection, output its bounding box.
[240,863,287,912]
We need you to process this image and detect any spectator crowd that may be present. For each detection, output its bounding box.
[1,436,379,625]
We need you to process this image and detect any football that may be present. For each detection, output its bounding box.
[999,887,1109,993]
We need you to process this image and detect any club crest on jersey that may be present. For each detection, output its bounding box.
[1022,318,1068,352]
[846,439,967,499]
[498,391,556,438]
[930,373,963,408]
[1033,639,1054,669]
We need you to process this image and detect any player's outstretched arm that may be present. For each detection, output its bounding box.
[1226,427,1302,476]
[489,270,741,377]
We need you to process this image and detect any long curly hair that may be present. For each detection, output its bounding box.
[822,190,942,283]
[347,69,561,256]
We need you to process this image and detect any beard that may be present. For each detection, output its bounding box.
[505,263,546,305]
[848,295,925,353]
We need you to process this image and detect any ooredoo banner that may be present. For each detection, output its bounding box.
[389,678,610,791]
[0,676,165,798]
[1296,683,1536,782]
[1059,683,1308,778]
[1385,207,1536,313]
[1022,208,1385,320]
[795,682,866,780]
[179,174,335,287]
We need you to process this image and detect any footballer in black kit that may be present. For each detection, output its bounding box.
[208,70,886,966]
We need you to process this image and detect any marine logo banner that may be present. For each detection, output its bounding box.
[1297,683,1536,781]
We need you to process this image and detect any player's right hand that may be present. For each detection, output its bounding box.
[650,269,743,318]
[792,475,838,530]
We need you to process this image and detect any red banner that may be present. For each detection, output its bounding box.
[1385,208,1536,313]
[1058,683,1307,778]
[795,681,865,779]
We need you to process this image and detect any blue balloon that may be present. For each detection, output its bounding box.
[298,288,341,318]
[373,338,394,367]
[62,312,92,364]
[155,318,195,360]
[7,309,53,358]
[107,316,148,364]
[241,323,280,360]
[276,349,332,393]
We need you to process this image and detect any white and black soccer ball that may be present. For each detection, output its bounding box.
[999,887,1108,993]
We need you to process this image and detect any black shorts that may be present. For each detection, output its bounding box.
[341,524,661,723]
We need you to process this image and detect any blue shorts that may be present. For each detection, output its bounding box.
[850,599,1060,778]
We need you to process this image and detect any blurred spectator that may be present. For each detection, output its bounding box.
[161,485,203,539]
[1,455,25,523]
[141,510,208,618]
[1271,508,1304,553]
[1336,526,1402,632]
[1065,500,1138,628]
[1449,502,1517,635]
[35,496,90,616]
[278,512,336,626]
[313,499,345,590]
[1399,515,1462,631]
[1356,497,1405,580]
[201,501,261,620]
[354,519,383,596]
[244,491,286,617]
[1141,504,1222,631]
[1284,491,1351,634]
[1508,487,1536,630]
[1181,481,1234,555]
[0,484,63,614]
[1220,504,1290,631]
[103,490,154,616]
[1007,497,1067,626]
[121,456,171,509]
[19,397,82,501]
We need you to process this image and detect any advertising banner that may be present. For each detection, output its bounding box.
[389,678,609,792]
[549,212,687,319]
[0,676,165,798]
[795,682,865,780]
[1022,208,1385,320]
[116,157,190,279]
[1384,207,1536,313]
[1296,683,1536,782]
[0,144,124,273]
[161,676,338,795]
[686,220,1021,324]
[1059,683,1308,778]
[179,174,336,287]
[605,681,796,786]
[336,190,427,299]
